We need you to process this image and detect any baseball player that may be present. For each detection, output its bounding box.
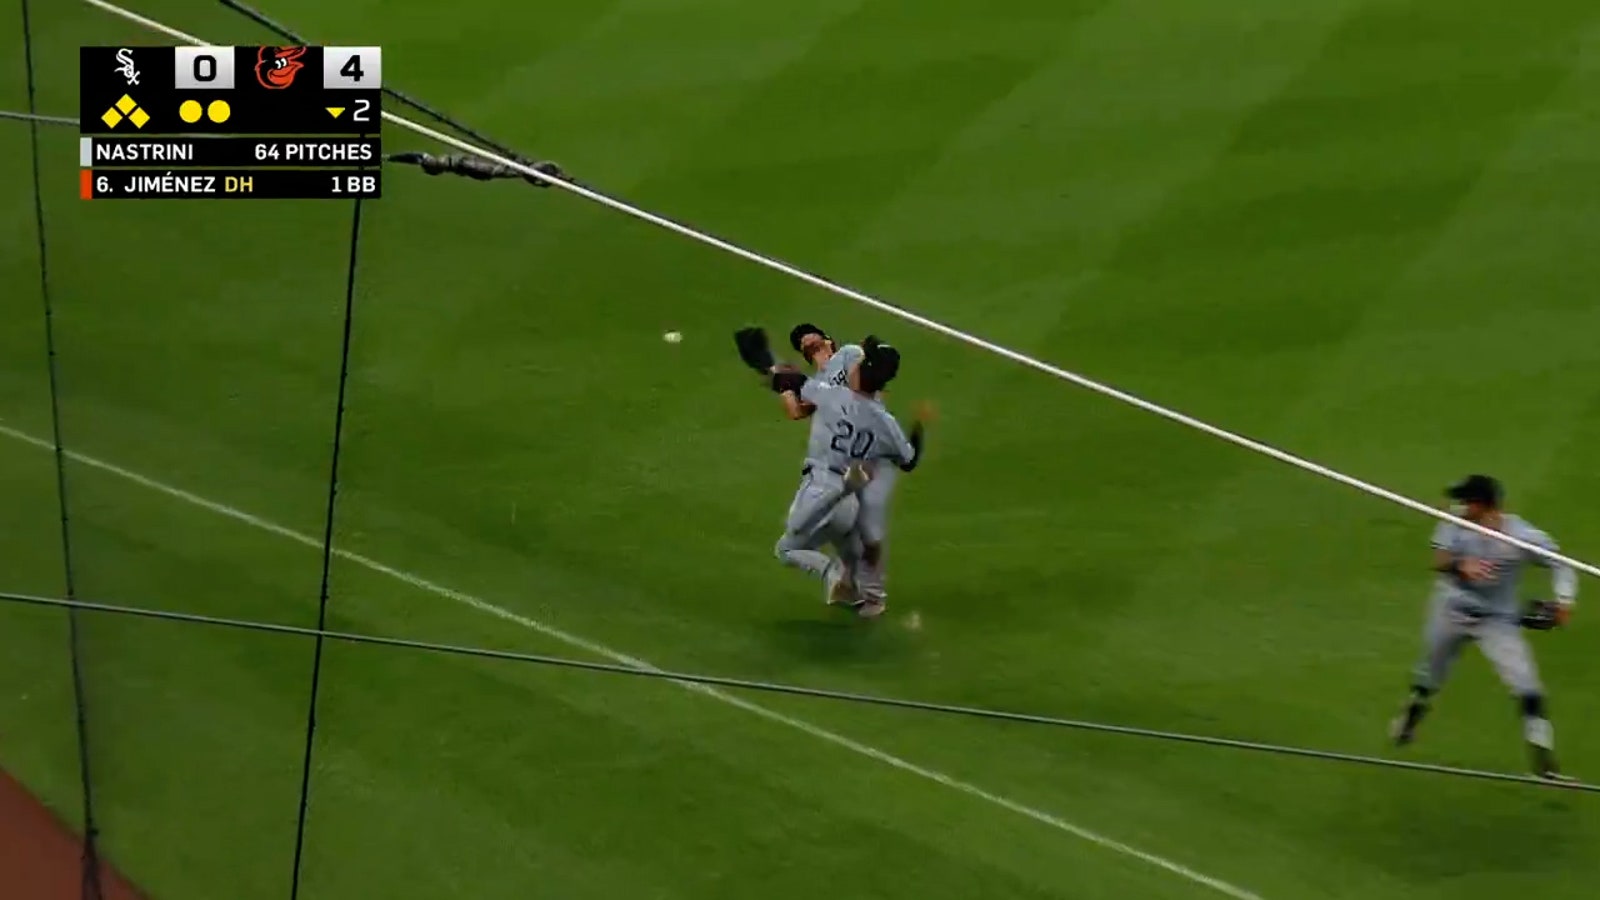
[786,322,862,390]
[1390,475,1578,781]
[780,325,911,608]
[733,324,867,599]
[778,340,925,618]
[735,325,915,611]
[797,338,925,617]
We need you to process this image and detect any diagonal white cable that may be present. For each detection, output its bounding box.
[0,109,77,125]
[80,0,1600,582]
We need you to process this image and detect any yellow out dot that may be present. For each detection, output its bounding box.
[207,99,231,123]
[179,100,202,123]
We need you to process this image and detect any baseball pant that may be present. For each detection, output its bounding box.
[1413,596,1543,696]
[853,462,899,602]
[774,468,861,578]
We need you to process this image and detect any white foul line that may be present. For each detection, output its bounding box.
[76,0,1600,581]
[0,421,1260,899]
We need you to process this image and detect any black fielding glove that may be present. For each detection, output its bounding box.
[734,327,775,373]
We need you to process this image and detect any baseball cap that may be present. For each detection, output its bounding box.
[1446,474,1502,507]
[858,336,901,392]
[789,323,829,352]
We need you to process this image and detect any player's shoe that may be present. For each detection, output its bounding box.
[1388,714,1416,747]
[1532,747,1578,785]
[1390,697,1430,747]
[824,560,857,607]
[857,598,887,619]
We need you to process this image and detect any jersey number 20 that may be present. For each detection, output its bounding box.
[830,421,875,459]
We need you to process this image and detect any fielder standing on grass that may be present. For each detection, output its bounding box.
[1390,475,1578,782]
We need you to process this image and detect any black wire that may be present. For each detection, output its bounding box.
[19,1,104,896]
[287,195,364,900]
[41,0,1600,806]
[0,590,1593,796]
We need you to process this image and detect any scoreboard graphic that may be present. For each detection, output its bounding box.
[79,45,382,200]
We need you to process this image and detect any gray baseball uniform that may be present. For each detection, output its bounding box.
[794,381,916,601]
[777,340,862,550]
[773,377,913,578]
[1415,515,1575,696]
[809,342,901,543]
[816,343,863,387]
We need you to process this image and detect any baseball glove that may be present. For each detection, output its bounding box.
[734,327,775,373]
[1520,600,1561,631]
[770,370,807,394]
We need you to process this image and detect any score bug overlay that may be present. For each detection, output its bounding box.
[78,45,382,200]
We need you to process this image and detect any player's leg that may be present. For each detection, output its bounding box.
[852,464,898,618]
[773,475,848,580]
[1393,599,1470,745]
[1477,623,1569,779]
[822,497,864,606]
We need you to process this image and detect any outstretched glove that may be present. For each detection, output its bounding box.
[734,327,775,373]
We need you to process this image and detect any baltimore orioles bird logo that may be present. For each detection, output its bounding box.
[254,46,306,89]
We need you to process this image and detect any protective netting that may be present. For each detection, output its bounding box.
[9,2,1600,899]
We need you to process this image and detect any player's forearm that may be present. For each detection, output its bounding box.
[780,392,805,420]
[1553,565,1577,606]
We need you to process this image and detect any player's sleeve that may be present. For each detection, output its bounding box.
[1429,520,1460,578]
[1523,524,1577,606]
[1429,520,1457,552]
[872,408,918,470]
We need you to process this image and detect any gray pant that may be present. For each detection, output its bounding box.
[1414,596,1543,696]
[852,462,899,602]
[857,462,899,544]
[774,469,862,578]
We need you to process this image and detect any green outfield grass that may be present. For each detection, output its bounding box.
[5,0,1600,897]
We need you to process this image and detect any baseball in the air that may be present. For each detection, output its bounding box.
[663,331,683,344]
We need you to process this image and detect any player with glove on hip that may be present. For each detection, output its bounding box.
[1390,475,1578,782]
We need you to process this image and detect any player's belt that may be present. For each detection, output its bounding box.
[801,463,846,478]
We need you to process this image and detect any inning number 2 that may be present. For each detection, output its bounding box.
[829,421,875,459]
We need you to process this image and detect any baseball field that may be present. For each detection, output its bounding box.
[4,0,1600,897]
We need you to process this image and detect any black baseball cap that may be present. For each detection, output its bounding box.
[789,323,830,352]
[1446,474,1502,507]
[858,335,901,392]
